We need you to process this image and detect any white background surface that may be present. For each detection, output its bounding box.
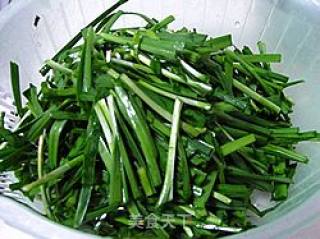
[0,219,33,239]
[0,0,10,10]
[0,2,32,238]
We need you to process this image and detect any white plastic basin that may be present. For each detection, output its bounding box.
[0,0,320,238]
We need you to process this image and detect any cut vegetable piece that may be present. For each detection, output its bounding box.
[213,192,232,204]
[45,60,73,75]
[74,112,100,227]
[26,106,57,142]
[23,84,43,117]
[239,54,281,63]
[197,34,232,53]
[263,144,309,163]
[233,79,281,114]
[115,86,162,187]
[48,120,67,170]
[108,136,122,206]
[114,72,206,137]
[194,171,218,212]
[107,95,142,199]
[98,138,112,170]
[82,27,95,92]
[223,56,234,95]
[37,131,53,219]
[157,99,183,206]
[177,140,192,201]
[101,10,124,33]
[227,166,293,183]
[225,50,272,95]
[220,134,256,156]
[138,81,211,110]
[180,60,209,83]
[151,15,175,31]
[22,155,84,192]
[10,62,23,117]
[137,53,212,94]
[257,41,271,70]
